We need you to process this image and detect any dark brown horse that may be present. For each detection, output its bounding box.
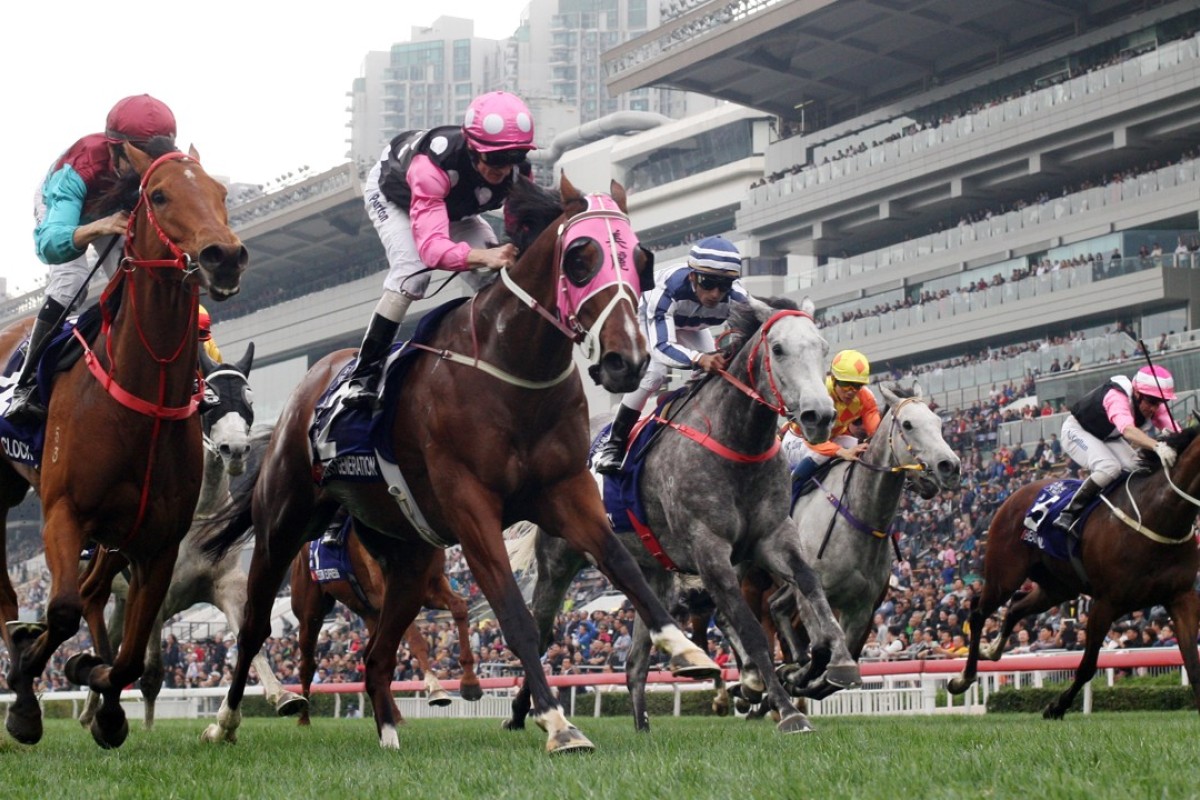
[1,141,246,748]
[289,523,482,725]
[949,425,1200,718]
[200,174,717,754]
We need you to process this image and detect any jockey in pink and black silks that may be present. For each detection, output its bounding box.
[8,94,178,425]
[1054,365,1182,531]
[344,91,537,410]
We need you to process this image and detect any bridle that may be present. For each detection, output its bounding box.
[856,396,931,476]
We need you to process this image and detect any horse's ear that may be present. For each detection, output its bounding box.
[188,144,201,161]
[880,382,899,408]
[198,343,219,376]
[798,296,817,317]
[234,341,255,376]
[911,380,923,398]
[636,245,655,292]
[123,143,154,177]
[559,172,580,205]
[610,179,627,211]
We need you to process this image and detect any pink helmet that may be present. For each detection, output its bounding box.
[1133,365,1176,400]
[105,94,177,145]
[462,92,535,156]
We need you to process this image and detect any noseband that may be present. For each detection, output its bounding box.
[857,397,931,475]
[717,309,812,416]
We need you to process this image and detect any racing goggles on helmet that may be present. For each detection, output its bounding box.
[476,147,528,167]
[695,273,734,292]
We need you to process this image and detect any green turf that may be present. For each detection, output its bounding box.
[1,712,1196,800]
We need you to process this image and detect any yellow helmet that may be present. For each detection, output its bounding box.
[830,349,870,384]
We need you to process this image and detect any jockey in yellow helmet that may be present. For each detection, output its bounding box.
[782,348,881,487]
[198,304,223,363]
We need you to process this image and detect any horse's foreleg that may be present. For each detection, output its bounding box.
[403,622,449,707]
[538,480,717,679]
[434,576,482,702]
[218,568,305,718]
[140,615,166,731]
[290,556,331,727]
[1044,599,1115,720]
[1168,591,1200,716]
[503,530,587,732]
[625,568,672,732]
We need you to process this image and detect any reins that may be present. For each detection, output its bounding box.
[1095,463,1200,545]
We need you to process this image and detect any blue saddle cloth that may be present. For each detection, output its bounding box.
[0,307,101,468]
[310,298,467,486]
[1020,478,1111,560]
[306,531,354,584]
[594,390,684,533]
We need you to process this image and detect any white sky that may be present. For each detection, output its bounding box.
[0,0,529,296]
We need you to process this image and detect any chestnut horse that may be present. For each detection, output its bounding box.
[200,174,717,754]
[289,522,482,725]
[949,424,1200,718]
[0,140,246,749]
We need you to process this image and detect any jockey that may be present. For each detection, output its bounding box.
[198,304,223,364]
[1054,364,1181,531]
[9,94,177,425]
[783,349,882,487]
[343,91,537,410]
[592,235,749,475]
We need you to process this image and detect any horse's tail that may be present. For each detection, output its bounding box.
[199,426,271,561]
[504,520,541,575]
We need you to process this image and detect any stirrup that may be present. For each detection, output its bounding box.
[341,378,379,411]
[6,385,46,425]
[1052,512,1076,532]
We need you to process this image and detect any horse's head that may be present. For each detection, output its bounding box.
[199,343,255,476]
[726,296,834,443]
[506,174,649,393]
[124,143,248,301]
[878,382,961,498]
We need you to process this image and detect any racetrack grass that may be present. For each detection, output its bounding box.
[0,712,1196,800]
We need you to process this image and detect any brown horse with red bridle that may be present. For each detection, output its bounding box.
[949,423,1200,718]
[0,139,246,748]
[200,174,717,754]
[289,521,482,724]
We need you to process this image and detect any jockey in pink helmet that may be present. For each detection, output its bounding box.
[8,95,177,425]
[1055,364,1181,531]
[345,91,537,409]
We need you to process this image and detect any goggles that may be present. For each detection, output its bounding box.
[695,273,734,292]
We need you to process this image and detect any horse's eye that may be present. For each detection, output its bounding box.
[771,343,784,356]
[150,189,167,205]
[903,420,913,431]
[562,237,602,287]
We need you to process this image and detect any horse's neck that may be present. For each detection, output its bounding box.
[689,349,778,449]
[106,271,198,403]
[195,450,230,519]
[468,263,573,376]
[847,423,907,527]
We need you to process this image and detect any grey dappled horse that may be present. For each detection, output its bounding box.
[80,344,304,728]
[507,297,858,734]
[759,382,961,699]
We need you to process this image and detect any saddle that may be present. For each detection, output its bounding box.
[1020,477,1122,590]
[790,458,839,506]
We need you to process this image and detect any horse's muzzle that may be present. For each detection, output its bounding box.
[590,351,647,393]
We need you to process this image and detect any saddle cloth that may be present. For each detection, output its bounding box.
[307,532,354,584]
[1019,477,1112,560]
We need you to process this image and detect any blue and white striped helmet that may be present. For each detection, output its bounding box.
[687,236,742,277]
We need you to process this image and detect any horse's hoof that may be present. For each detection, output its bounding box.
[5,703,43,745]
[297,716,311,727]
[460,682,484,702]
[90,713,129,750]
[825,663,861,690]
[947,677,971,696]
[64,653,106,687]
[427,690,452,707]
[1043,705,1067,721]
[712,699,730,717]
[200,724,236,744]
[733,698,752,715]
[547,726,595,755]
[777,713,815,734]
[6,621,46,650]
[274,693,308,718]
[667,650,720,680]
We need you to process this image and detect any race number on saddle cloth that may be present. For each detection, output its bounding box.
[306,527,354,584]
[0,306,105,465]
[1020,477,1117,559]
[310,298,466,484]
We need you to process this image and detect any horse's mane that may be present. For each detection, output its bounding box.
[1135,425,1200,473]
[85,136,180,217]
[722,296,799,355]
[504,179,565,252]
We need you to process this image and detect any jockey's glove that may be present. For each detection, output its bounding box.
[1154,441,1178,468]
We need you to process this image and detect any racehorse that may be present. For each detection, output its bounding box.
[507,296,858,735]
[747,382,961,698]
[78,345,305,730]
[0,139,247,748]
[289,522,482,725]
[948,424,1200,718]
[199,174,718,754]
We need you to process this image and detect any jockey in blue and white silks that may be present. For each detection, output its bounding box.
[592,235,749,474]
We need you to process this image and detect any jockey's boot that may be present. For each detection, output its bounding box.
[320,507,350,547]
[1053,477,1103,533]
[791,457,821,488]
[342,313,402,411]
[6,297,66,426]
[593,404,641,475]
